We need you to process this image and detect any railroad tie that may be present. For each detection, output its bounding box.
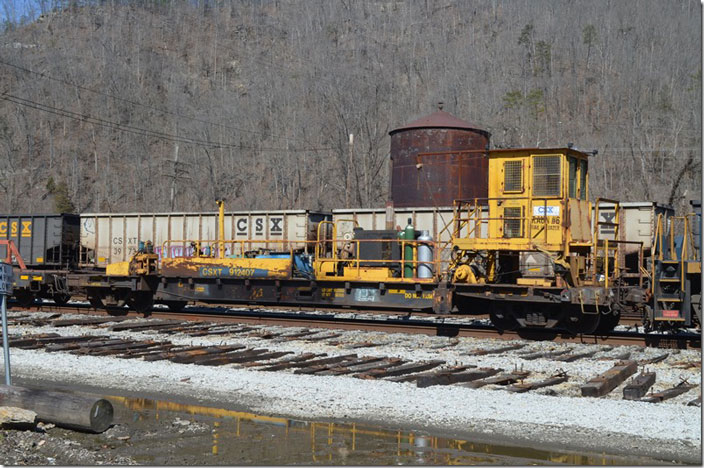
[294,356,363,375]
[597,351,631,361]
[68,338,131,354]
[287,354,359,374]
[168,345,247,364]
[79,341,161,356]
[116,343,177,359]
[390,365,476,384]
[622,372,656,400]
[506,372,568,393]
[196,348,271,366]
[520,349,571,361]
[459,370,524,389]
[303,333,343,342]
[554,351,598,363]
[411,366,486,387]
[637,353,669,365]
[580,360,638,397]
[257,353,328,371]
[357,360,444,380]
[51,316,128,327]
[108,321,183,332]
[142,345,211,362]
[315,356,389,376]
[329,358,406,377]
[640,382,696,403]
[471,344,525,356]
[239,351,297,367]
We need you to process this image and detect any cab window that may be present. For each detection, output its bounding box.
[568,157,577,198]
[532,155,561,197]
[503,160,523,193]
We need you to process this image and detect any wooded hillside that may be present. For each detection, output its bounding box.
[0,0,701,214]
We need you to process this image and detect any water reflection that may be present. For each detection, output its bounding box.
[106,395,649,465]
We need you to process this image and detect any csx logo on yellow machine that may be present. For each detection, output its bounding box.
[0,221,32,237]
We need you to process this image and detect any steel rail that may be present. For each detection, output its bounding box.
[10,300,700,349]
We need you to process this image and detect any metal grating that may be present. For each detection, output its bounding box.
[533,155,562,197]
[503,207,523,238]
[504,161,523,192]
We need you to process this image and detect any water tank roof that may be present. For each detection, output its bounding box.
[390,109,488,135]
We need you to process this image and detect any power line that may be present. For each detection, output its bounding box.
[0,92,333,152]
[0,58,313,144]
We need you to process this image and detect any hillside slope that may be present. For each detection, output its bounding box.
[0,0,700,213]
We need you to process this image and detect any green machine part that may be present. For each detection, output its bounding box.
[402,218,415,278]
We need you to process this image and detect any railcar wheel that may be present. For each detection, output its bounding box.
[563,305,601,335]
[163,301,187,312]
[106,306,129,316]
[13,290,35,308]
[489,302,520,331]
[52,293,71,306]
[88,295,104,309]
[129,292,154,316]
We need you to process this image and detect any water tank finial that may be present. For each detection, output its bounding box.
[438,101,444,111]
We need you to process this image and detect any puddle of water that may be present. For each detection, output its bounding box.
[99,395,663,465]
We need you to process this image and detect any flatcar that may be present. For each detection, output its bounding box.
[72,147,700,335]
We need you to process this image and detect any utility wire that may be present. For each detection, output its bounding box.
[0,58,316,144]
[0,92,333,152]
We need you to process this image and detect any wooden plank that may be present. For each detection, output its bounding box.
[622,372,657,400]
[506,373,569,393]
[581,360,638,397]
[640,383,696,403]
[461,370,527,389]
[357,360,444,380]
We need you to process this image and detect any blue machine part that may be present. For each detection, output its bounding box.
[255,254,291,259]
[294,253,314,278]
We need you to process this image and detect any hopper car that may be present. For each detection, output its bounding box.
[3,146,695,336]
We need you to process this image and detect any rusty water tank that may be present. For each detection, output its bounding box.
[389,105,490,208]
